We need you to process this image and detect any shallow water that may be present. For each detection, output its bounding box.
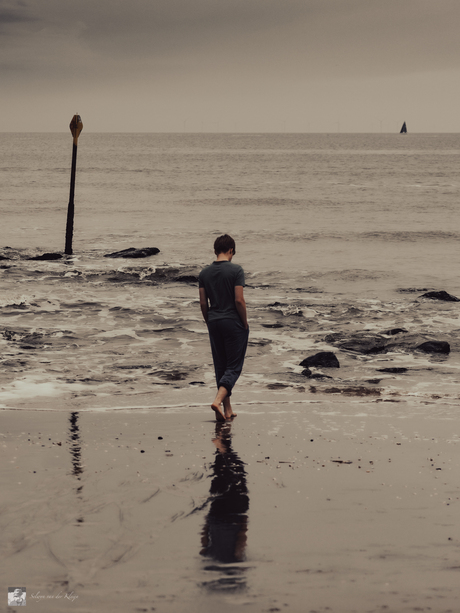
[1,133,460,411]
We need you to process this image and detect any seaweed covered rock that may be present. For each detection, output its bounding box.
[419,291,460,302]
[104,247,160,259]
[300,351,340,368]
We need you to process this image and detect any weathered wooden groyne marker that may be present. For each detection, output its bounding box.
[65,114,83,255]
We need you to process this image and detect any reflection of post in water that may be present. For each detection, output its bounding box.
[68,412,84,523]
[200,422,249,590]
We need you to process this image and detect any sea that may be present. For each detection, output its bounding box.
[1,132,460,413]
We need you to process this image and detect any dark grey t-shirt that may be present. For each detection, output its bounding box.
[198,261,245,322]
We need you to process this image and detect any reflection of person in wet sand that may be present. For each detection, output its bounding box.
[198,234,249,422]
[200,422,249,564]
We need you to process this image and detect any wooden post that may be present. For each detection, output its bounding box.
[65,114,83,255]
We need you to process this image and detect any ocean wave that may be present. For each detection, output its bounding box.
[359,230,459,242]
[0,250,201,286]
[83,266,200,286]
[250,229,460,243]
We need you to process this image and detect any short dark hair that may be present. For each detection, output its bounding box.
[214,234,236,254]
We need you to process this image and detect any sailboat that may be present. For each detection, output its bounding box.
[400,121,407,134]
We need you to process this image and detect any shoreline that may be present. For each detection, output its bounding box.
[1,399,459,612]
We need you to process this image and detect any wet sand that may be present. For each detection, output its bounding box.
[1,396,460,613]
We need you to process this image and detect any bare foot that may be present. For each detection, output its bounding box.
[223,397,237,421]
[211,402,226,422]
[211,386,228,421]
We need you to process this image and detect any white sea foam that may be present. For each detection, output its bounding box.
[0,376,87,406]
[0,294,32,308]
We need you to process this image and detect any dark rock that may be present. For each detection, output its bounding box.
[301,368,312,377]
[267,382,290,389]
[300,351,340,368]
[338,339,388,354]
[175,275,199,283]
[104,247,160,259]
[0,255,10,261]
[377,367,408,373]
[415,341,450,354]
[28,253,63,261]
[262,323,284,329]
[419,290,460,302]
[382,328,408,336]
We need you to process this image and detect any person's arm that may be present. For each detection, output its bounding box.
[234,285,248,329]
[199,287,209,323]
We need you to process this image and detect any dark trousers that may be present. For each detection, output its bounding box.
[207,319,249,397]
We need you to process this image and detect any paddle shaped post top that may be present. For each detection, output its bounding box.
[69,114,83,144]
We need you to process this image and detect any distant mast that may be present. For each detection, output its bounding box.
[400,121,407,134]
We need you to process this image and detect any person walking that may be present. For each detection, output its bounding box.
[199,234,249,421]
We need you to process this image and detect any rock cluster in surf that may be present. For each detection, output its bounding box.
[297,291,457,388]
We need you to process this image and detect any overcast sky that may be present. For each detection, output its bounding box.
[2,0,460,132]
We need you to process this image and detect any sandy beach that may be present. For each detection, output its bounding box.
[1,393,459,613]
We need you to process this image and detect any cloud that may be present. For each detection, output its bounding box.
[3,0,460,81]
[0,0,34,26]
[1,0,460,131]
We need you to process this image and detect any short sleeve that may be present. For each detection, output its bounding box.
[235,266,245,287]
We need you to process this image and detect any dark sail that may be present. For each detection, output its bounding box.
[400,121,407,134]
